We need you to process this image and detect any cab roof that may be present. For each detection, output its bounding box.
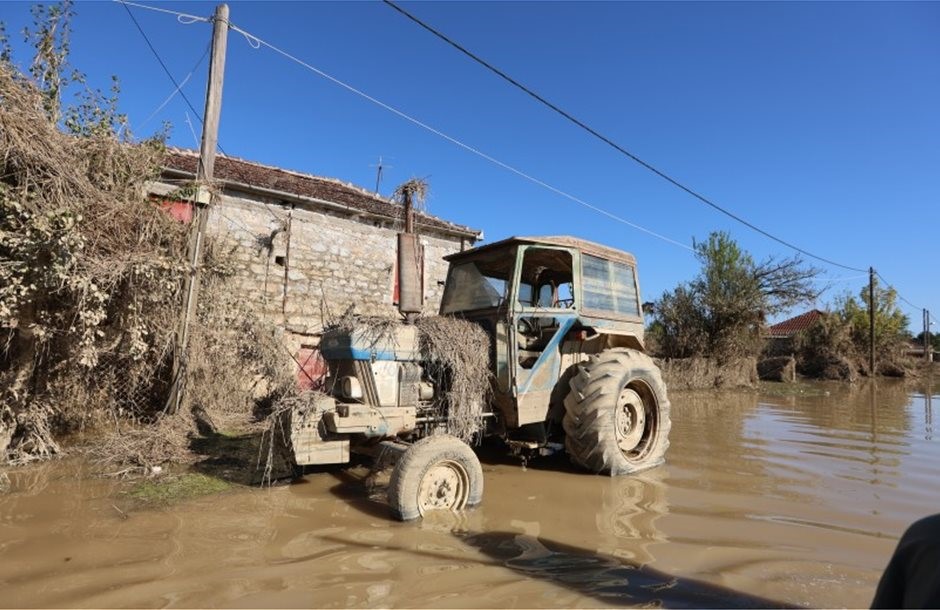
[444,235,637,266]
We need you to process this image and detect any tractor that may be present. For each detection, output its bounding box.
[286,203,670,520]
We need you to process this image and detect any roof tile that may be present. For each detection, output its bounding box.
[767,309,826,338]
[162,148,479,237]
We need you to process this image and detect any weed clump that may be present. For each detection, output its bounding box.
[127,472,232,506]
[416,316,491,443]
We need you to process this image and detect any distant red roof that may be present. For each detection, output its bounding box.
[161,148,480,239]
[766,309,826,338]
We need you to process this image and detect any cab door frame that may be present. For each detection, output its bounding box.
[507,245,580,426]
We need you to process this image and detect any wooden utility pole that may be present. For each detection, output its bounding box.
[167,3,229,414]
[869,267,876,377]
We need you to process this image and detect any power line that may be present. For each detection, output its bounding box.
[112,0,676,251]
[138,42,210,130]
[875,270,924,313]
[117,1,292,227]
[119,0,209,131]
[223,20,693,252]
[116,0,208,23]
[381,0,868,274]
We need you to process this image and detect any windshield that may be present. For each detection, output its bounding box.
[440,251,515,313]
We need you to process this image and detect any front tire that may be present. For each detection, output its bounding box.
[387,435,484,521]
[563,348,671,475]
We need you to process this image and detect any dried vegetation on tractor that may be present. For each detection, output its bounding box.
[322,310,493,444]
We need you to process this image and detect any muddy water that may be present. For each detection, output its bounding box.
[1,380,937,608]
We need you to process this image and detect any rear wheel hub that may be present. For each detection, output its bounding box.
[615,388,647,453]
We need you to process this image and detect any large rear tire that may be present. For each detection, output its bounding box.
[563,348,671,475]
[387,435,484,521]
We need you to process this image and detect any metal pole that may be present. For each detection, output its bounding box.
[869,267,876,377]
[167,3,229,414]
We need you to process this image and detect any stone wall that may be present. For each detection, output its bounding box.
[149,180,474,359]
[206,189,467,338]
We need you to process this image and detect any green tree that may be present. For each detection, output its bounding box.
[650,231,820,360]
[794,282,912,378]
[836,282,910,359]
[22,1,81,124]
[651,284,708,359]
[5,2,134,138]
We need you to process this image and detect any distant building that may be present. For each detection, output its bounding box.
[766,309,826,339]
[763,309,826,356]
[905,342,937,362]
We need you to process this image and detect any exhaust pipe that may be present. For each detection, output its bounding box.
[397,190,424,323]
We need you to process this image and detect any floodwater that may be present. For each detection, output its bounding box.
[1,380,937,608]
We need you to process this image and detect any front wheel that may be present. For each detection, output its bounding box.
[563,348,671,475]
[387,435,484,521]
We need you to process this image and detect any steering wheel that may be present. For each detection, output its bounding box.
[555,298,575,309]
[517,317,538,335]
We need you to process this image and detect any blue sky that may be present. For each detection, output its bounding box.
[3,1,938,329]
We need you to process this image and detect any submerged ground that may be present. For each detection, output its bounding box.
[1,379,937,608]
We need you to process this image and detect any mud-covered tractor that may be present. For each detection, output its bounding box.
[287,209,670,521]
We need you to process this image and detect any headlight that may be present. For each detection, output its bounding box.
[340,376,363,400]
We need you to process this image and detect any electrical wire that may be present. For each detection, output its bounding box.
[115,0,208,23]
[119,0,210,131]
[875,270,925,313]
[117,1,293,227]
[381,0,868,273]
[138,42,210,130]
[225,20,693,252]
[115,0,391,231]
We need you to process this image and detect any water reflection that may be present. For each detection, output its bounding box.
[913,378,934,442]
[926,390,933,442]
[594,470,669,565]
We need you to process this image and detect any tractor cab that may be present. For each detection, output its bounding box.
[441,236,647,430]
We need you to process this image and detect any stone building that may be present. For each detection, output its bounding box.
[150,148,481,372]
